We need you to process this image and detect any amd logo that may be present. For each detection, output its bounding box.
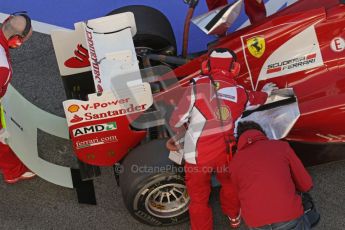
[73,122,117,137]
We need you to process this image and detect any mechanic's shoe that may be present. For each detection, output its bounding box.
[228,214,241,229]
[4,171,36,184]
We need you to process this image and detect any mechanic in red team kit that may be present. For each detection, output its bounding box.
[166,48,277,229]
[0,12,36,183]
[206,0,266,24]
[230,121,314,230]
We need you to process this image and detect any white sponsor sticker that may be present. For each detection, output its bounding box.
[257,25,324,88]
[72,122,117,137]
[330,37,345,52]
[63,83,153,126]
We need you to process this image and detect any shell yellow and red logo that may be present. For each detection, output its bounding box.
[68,104,80,113]
[215,105,231,121]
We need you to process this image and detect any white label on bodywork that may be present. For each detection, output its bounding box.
[51,23,90,76]
[83,13,140,94]
[330,37,345,52]
[258,25,324,85]
[63,83,153,126]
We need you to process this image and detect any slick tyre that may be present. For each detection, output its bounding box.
[107,5,177,54]
[119,139,189,226]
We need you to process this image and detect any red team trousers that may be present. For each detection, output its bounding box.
[185,154,239,230]
[0,132,28,180]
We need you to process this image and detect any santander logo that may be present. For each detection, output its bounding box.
[64,44,90,68]
[70,114,84,123]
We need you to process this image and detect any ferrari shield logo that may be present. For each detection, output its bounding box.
[247,36,266,58]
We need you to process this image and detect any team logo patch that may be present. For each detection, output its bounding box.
[247,36,266,58]
[215,106,231,121]
[214,81,220,90]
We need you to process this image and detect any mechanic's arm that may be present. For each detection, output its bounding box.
[166,85,195,151]
[0,67,10,98]
[246,90,268,108]
[245,82,278,110]
[286,145,313,192]
[169,84,195,131]
[244,0,267,24]
[206,0,228,11]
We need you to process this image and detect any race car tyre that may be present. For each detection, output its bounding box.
[107,5,177,55]
[119,139,189,226]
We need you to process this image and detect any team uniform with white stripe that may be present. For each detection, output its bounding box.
[169,53,268,229]
[0,39,11,98]
[0,28,30,181]
[170,73,268,165]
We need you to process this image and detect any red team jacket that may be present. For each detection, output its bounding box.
[230,130,313,227]
[169,71,267,165]
[0,30,12,98]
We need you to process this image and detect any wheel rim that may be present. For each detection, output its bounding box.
[135,46,154,57]
[144,183,190,218]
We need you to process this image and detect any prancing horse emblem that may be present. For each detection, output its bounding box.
[247,36,266,58]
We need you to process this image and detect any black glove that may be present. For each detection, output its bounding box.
[183,0,199,8]
[301,192,320,227]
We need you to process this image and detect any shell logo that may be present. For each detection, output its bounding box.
[215,106,231,121]
[68,104,80,113]
[215,82,220,90]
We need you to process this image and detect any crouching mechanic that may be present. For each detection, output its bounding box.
[230,121,313,229]
[0,12,36,183]
[166,48,277,229]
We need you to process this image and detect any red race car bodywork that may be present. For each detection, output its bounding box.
[55,0,345,167]
[174,0,345,144]
[46,0,345,223]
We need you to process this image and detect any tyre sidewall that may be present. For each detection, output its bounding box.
[126,172,189,226]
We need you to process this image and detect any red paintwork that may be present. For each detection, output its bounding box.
[170,0,345,144]
[69,116,146,166]
[64,44,90,68]
[69,0,345,166]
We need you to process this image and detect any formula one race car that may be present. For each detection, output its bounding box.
[4,0,344,227]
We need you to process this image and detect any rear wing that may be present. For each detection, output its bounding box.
[51,13,137,85]
[52,13,153,166]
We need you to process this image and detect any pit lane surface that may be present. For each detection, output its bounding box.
[0,31,344,230]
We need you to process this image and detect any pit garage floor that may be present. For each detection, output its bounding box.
[0,31,344,230]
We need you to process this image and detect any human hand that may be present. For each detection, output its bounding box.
[0,129,10,144]
[166,136,183,151]
[261,82,279,96]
